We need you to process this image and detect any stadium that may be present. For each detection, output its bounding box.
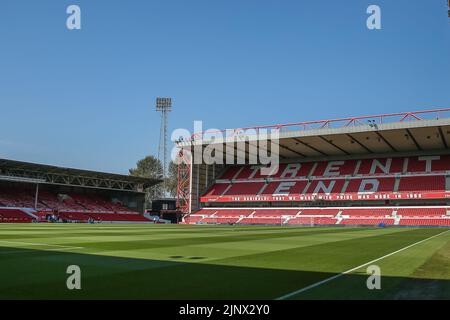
[1,108,449,300]
[1,0,450,304]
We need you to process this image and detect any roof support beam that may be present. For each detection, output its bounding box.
[267,140,287,160]
[375,131,397,152]
[246,141,263,160]
[0,167,141,192]
[293,138,328,156]
[278,142,306,157]
[405,129,422,151]
[346,134,373,153]
[318,136,350,155]
[438,127,448,149]
[218,141,280,164]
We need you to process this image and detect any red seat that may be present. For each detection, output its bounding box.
[398,219,450,226]
[398,176,445,192]
[397,207,446,217]
[0,208,32,223]
[341,208,393,217]
[340,219,395,225]
[288,217,337,225]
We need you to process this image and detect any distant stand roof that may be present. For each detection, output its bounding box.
[0,158,161,192]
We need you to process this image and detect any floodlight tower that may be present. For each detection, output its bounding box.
[156,97,172,186]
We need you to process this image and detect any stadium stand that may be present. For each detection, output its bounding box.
[340,218,395,225]
[0,208,32,223]
[340,208,393,217]
[396,207,446,217]
[397,219,450,226]
[287,217,338,225]
[201,156,449,201]
[0,158,161,223]
[176,109,450,228]
[0,188,154,223]
[186,206,450,226]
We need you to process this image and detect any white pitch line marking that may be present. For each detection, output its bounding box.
[276,229,450,300]
[44,247,84,251]
[0,240,83,250]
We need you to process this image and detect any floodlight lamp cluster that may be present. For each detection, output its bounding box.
[156,97,172,111]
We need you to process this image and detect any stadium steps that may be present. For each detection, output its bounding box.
[302,180,312,195]
[235,216,246,224]
[0,207,39,220]
[283,216,293,224]
[393,210,400,225]
[204,167,227,191]
[282,216,292,225]
[257,184,268,195]
[231,166,245,180]
[221,184,233,196]
[144,213,159,222]
[335,210,343,224]
[20,208,38,220]
[393,177,400,192]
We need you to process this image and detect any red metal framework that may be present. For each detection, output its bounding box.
[176,148,191,214]
[189,108,450,141]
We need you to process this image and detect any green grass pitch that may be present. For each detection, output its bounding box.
[0,224,449,299]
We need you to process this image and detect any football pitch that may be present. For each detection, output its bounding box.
[0,224,449,300]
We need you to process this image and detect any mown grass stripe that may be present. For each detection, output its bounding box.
[276,229,450,300]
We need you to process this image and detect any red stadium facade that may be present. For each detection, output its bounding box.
[176,108,450,227]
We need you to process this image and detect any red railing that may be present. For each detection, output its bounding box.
[188,108,450,141]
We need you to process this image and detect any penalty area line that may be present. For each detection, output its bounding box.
[275,229,450,300]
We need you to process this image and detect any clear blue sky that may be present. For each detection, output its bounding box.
[1,0,449,174]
